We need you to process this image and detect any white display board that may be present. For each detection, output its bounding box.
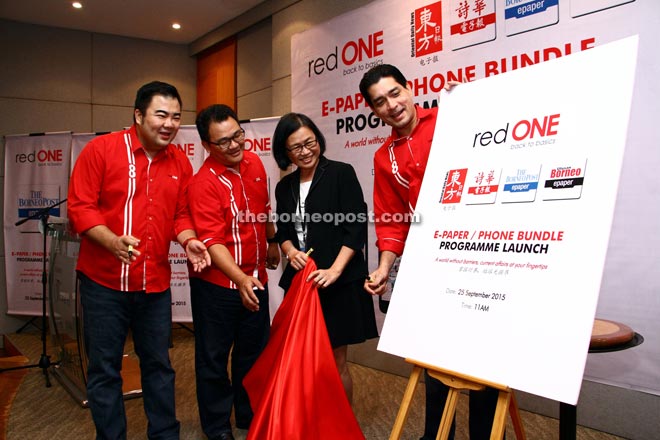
[378,36,638,405]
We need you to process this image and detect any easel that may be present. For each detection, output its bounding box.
[390,359,526,440]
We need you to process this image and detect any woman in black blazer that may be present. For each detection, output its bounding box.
[272,113,378,405]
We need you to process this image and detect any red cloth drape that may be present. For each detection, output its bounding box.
[243,258,365,439]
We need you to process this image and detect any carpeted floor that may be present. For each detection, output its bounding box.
[3,327,627,440]
[0,336,29,440]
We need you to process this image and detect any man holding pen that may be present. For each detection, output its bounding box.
[360,64,500,440]
[68,80,210,440]
[187,104,279,440]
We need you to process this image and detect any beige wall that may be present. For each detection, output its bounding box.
[236,19,273,119]
[0,19,197,334]
[232,0,376,119]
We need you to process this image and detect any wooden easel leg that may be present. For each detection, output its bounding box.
[508,392,527,440]
[391,361,526,440]
[489,389,511,440]
[389,365,424,440]
[436,388,460,440]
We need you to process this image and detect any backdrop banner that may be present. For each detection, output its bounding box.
[70,132,102,173]
[168,125,207,321]
[242,117,285,321]
[4,132,72,315]
[290,0,659,397]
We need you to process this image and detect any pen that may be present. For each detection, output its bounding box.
[305,248,314,256]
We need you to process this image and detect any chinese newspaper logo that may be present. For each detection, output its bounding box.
[413,2,443,57]
[440,168,467,204]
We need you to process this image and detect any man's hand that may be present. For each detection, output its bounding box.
[266,243,280,269]
[445,80,461,92]
[113,235,140,265]
[237,275,264,312]
[185,239,211,272]
[364,267,389,296]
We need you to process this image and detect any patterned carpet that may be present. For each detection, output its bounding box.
[3,328,626,440]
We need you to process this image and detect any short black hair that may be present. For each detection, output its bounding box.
[358,64,408,107]
[272,113,326,170]
[195,104,239,142]
[134,81,182,121]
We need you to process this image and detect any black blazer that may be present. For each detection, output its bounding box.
[275,156,368,291]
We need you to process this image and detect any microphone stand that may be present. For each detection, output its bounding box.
[0,198,67,386]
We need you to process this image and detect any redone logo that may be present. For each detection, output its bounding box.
[244,137,271,152]
[472,113,560,148]
[174,143,196,157]
[307,31,384,77]
[15,149,64,163]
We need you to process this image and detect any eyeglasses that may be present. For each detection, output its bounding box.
[208,128,245,150]
[286,138,318,154]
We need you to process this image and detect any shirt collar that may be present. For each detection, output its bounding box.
[128,124,175,159]
[387,105,434,140]
[206,151,251,174]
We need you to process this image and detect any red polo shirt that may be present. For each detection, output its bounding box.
[68,125,194,293]
[188,151,270,289]
[372,106,438,256]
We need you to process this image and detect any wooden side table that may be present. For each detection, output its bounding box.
[559,319,644,440]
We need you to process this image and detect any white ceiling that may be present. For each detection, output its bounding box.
[0,0,267,45]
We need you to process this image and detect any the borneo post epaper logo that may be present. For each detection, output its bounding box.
[412,2,443,57]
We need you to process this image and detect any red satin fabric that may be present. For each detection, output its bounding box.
[243,258,365,439]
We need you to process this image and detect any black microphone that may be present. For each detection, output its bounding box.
[15,198,67,226]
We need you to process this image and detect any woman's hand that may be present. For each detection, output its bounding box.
[286,248,309,271]
[308,267,341,289]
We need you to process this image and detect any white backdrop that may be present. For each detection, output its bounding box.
[290,0,660,396]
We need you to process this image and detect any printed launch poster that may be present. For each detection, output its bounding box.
[4,132,72,315]
[378,36,638,404]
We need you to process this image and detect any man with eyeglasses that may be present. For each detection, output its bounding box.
[359,64,500,440]
[187,104,279,440]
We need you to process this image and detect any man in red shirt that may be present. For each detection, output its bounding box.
[68,81,210,440]
[188,104,279,440]
[360,65,499,440]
